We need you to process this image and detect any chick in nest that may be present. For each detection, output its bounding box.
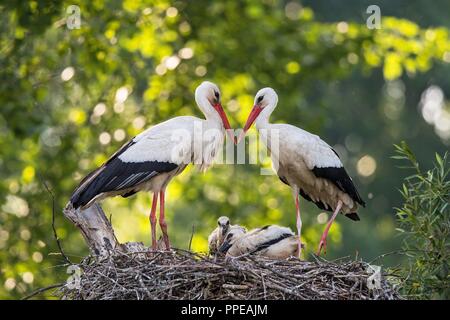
[219,225,305,259]
[208,216,249,254]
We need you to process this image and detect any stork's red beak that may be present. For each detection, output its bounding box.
[237,105,263,144]
[214,103,236,144]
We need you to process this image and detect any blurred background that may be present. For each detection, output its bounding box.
[0,0,449,299]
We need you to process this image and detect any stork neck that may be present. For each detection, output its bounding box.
[255,104,275,130]
[197,97,223,128]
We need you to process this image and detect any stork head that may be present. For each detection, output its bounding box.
[238,87,278,143]
[218,225,246,254]
[195,81,235,143]
[217,216,230,236]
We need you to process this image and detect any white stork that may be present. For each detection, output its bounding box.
[69,81,234,250]
[238,88,365,257]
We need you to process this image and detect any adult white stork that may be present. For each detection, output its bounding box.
[69,81,234,250]
[238,88,365,257]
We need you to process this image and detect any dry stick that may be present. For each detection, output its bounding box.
[61,250,402,300]
[38,173,71,264]
[188,224,195,251]
[261,274,267,299]
[368,249,410,264]
[22,283,65,300]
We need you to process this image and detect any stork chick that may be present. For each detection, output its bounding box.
[220,225,303,259]
[217,225,247,254]
[208,216,231,254]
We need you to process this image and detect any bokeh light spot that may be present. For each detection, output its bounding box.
[317,212,329,224]
[22,272,34,284]
[61,67,75,81]
[114,129,126,141]
[99,132,111,145]
[357,155,377,177]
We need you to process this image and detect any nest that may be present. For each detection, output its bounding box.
[58,245,402,300]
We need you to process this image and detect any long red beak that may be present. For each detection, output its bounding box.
[237,105,263,144]
[214,103,236,144]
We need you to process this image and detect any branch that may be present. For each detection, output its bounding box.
[63,202,121,256]
[38,173,71,264]
[22,283,65,300]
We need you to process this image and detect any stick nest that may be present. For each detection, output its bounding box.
[59,246,402,300]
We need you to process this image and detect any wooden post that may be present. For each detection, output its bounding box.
[63,203,120,256]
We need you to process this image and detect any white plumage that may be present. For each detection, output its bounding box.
[240,87,365,256]
[265,123,358,212]
[216,225,247,254]
[69,81,233,250]
[219,225,303,259]
[269,124,343,169]
[118,115,225,170]
[208,216,231,254]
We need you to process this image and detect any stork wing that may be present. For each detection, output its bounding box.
[296,133,365,208]
[70,126,191,209]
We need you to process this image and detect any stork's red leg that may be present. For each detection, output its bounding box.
[149,193,158,249]
[295,192,302,259]
[159,189,170,250]
[317,200,343,255]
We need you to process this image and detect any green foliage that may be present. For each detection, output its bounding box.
[0,1,449,299]
[394,142,450,299]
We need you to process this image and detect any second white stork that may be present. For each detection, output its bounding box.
[238,88,365,257]
[69,81,234,250]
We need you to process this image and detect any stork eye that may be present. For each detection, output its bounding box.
[214,91,220,99]
[257,95,264,103]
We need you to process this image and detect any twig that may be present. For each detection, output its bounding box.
[22,283,65,300]
[38,172,71,264]
[188,224,195,251]
[58,248,403,300]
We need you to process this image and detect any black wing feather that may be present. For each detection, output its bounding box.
[253,232,292,253]
[299,188,360,221]
[312,166,365,207]
[278,175,289,186]
[276,148,364,221]
[299,188,330,211]
[72,139,138,193]
[345,212,360,221]
[70,147,178,209]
